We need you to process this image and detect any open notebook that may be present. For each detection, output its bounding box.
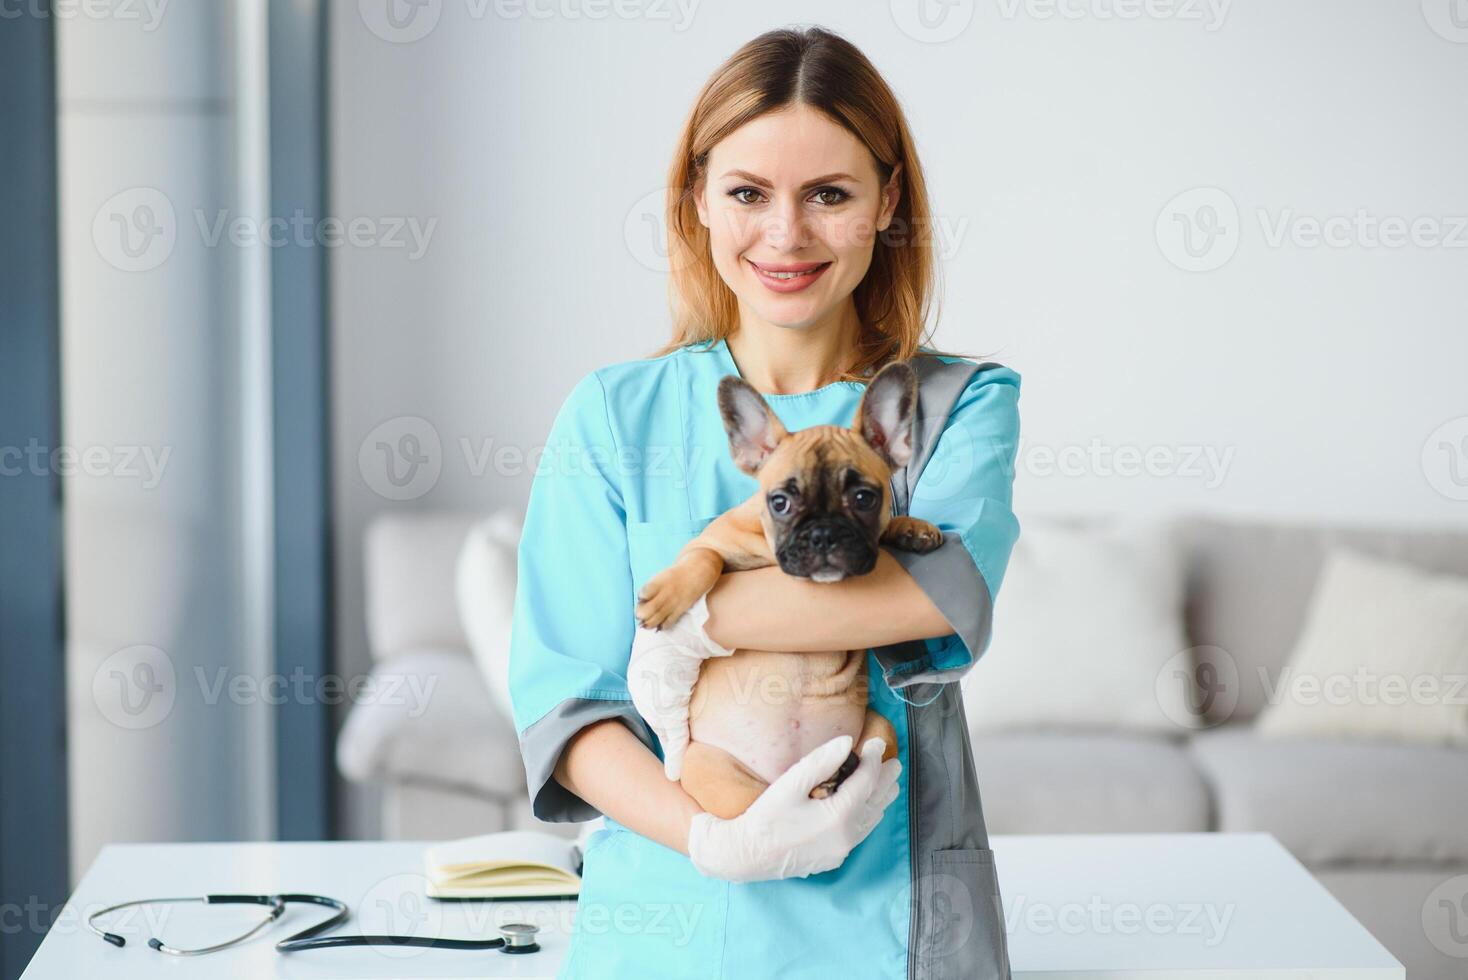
[424,830,583,900]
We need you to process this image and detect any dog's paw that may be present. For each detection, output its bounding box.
[807,750,861,800]
[634,570,695,630]
[882,516,944,554]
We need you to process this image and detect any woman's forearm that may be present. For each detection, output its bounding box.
[553,552,947,850]
[702,549,952,652]
[552,718,704,855]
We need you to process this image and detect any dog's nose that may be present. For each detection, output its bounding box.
[807,524,834,551]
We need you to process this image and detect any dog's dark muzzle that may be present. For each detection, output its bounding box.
[775,518,877,581]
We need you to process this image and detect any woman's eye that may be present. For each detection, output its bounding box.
[852,489,878,510]
[727,186,849,207]
[768,493,791,515]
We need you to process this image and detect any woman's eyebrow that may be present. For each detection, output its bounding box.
[719,169,860,189]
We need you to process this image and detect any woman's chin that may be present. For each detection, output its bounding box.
[742,299,831,332]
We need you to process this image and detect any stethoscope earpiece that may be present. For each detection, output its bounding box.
[87,895,292,957]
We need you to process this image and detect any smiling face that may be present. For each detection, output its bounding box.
[694,104,901,332]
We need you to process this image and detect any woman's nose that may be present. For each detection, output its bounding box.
[761,195,811,251]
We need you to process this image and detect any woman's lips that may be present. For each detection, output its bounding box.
[748,259,831,294]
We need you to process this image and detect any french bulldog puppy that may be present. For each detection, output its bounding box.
[635,360,943,819]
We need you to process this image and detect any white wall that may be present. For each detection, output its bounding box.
[330,0,1468,829]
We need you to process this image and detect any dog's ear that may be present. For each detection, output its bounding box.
[851,361,917,469]
[718,375,788,475]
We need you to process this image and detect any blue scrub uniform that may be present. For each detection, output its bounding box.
[509,337,1021,979]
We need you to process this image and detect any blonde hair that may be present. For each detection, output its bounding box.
[651,25,969,382]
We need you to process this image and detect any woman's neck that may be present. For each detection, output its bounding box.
[726,303,862,395]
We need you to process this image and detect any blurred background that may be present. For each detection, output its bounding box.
[2,1,1466,977]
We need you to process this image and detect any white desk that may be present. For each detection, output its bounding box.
[22,833,1401,979]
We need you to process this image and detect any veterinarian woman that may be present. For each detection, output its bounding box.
[508,26,1021,980]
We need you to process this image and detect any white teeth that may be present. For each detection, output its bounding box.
[758,265,823,279]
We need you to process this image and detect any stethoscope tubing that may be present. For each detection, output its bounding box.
[278,934,513,951]
[87,895,288,956]
[87,891,536,956]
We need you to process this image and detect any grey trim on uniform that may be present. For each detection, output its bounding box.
[882,354,1014,980]
[876,355,996,691]
[519,696,658,823]
[905,683,1010,978]
[894,358,985,509]
[880,537,994,691]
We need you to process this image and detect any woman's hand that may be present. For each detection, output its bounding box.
[626,594,735,781]
[685,734,902,883]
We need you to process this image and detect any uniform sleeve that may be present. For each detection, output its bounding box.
[874,364,1022,696]
[508,371,657,823]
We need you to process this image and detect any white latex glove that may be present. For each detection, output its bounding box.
[626,594,736,781]
[686,733,903,883]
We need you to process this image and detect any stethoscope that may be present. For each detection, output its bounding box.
[86,893,541,957]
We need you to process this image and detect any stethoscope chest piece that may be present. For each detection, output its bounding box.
[498,922,540,953]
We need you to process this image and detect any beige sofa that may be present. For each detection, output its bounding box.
[337,510,1468,978]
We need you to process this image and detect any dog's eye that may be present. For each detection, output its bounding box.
[852,488,879,511]
[768,492,792,515]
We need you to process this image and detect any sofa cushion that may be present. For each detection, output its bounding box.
[1178,518,1468,723]
[364,512,483,659]
[1254,546,1468,745]
[970,731,1210,834]
[455,509,522,724]
[336,649,524,801]
[1189,726,1468,865]
[963,516,1197,734]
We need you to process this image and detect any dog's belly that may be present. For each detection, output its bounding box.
[688,649,871,785]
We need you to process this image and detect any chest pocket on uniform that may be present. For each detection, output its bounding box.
[625,517,716,598]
